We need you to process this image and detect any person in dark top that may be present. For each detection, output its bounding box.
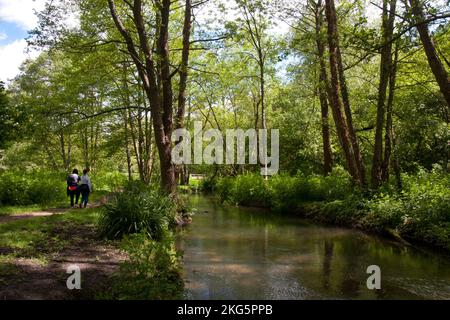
[67,169,81,208]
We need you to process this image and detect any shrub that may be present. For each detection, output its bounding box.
[200,176,217,192]
[98,181,175,240]
[268,174,299,211]
[104,232,184,300]
[215,176,236,203]
[234,174,268,206]
[0,170,66,206]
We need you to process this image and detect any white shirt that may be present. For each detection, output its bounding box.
[80,174,92,192]
[69,174,80,183]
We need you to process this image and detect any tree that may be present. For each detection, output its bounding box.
[324,0,365,187]
[108,0,193,194]
[0,82,19,150]
[409,0,450,108]
[372,0,397,188]
[312,0,333,175]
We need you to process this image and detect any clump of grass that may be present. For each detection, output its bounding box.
[98,181,175,240]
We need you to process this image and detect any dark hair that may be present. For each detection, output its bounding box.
[83,168,89,175]
[72,169,79,174]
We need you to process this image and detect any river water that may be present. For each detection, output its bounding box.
[177,195,450,300]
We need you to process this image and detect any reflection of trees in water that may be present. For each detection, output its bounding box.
[322,240,334,290]
[338,237,370,298]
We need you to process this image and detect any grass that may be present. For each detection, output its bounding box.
[0,189,109,217]
[0,207,100,260]
[0,207,102,291]
[0,204,43,217]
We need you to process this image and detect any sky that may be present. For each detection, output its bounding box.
[0,0,46,83]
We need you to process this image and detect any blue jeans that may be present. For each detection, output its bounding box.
[80,185,90,208]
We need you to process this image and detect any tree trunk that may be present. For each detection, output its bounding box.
[124,109,133,181]
[381,40,399,182]
[409,0,450,108]
[392,126,402,190]
[324,0,361,185]
[314,0,333,175]
[59,130,67,170]
[336,46,366,185]
[372,0,396,188]
[174,0,192,184]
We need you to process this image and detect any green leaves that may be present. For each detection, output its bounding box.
[98,182,176,240]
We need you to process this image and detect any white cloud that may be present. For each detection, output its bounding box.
[0,39,40,83]
[0,0,47,30]
[0,31,6,40]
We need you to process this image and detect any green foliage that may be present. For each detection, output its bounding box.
[199,176,216,192]
[101,232,184,300]
[216,168,354,210]
[216,174,271,207]
[92,170,128,192]
[0,170,66,206]
[98,181,175,240]
[0,81,24,149]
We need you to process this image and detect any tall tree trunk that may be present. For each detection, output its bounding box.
[176,0,192,129]
[155,0,176,194]
[392,126,402,190]
[123,109,133,181]
[67,134,72,172]
[324,0,361,185]
[336,46,365,185]
[381,40,399,182]
[83,126,89,169]
[314,0,333,175]
[372,0,396,188]
[174,0,192,184]
[60,130,67,170]
[409,0,450,108]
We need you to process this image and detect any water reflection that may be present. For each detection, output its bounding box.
[178,195,450,300]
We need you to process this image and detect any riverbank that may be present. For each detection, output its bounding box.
[212,170,450,253]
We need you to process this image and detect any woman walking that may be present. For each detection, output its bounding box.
[79,168,93,208]
[67,169,80,208]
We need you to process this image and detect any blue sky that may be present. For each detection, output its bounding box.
[0,0,45,83]
[0,21,28,45]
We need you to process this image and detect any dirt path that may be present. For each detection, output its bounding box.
[0,200,106,224]
[0,224,126,300]
[0,208,69,224]
[0,200,127,300]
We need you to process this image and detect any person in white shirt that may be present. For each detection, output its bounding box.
[79,168,93,208]
[67,169,81,208]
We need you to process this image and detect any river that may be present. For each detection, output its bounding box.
[177,194,450,299]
